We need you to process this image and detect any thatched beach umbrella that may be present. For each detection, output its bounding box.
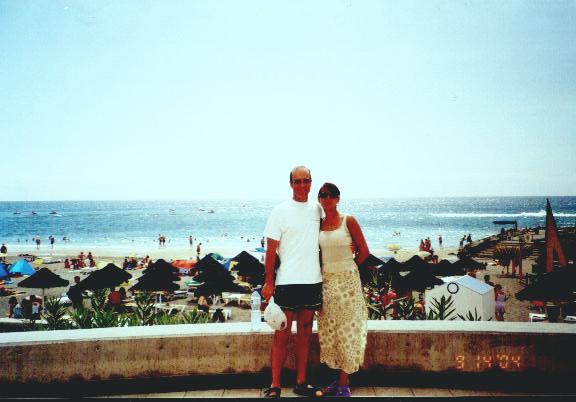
[401,255,430,273]
[431,259,466,277]
[358,254,385,284]
[18,267,69,303]
[194,255,227,272]
[129,276,180,293]
[361,254,385,268]
[382,257,404,273]
[194,255,249,296]
[131,260,181,302]
[453,256,485,272]
[79,263,132,290]
[515,266,576,303]
[143,259,179,275]
[234,254,265,287]
[393,270,443,293]
[232,251,260,265]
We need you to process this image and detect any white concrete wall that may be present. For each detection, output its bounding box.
[1,321,575,384]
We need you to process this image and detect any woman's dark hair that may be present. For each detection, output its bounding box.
[318,182,340,197]
[8,296,17,304]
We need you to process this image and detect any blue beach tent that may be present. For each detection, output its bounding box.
[0,263,9,279]
[8,259,36,275]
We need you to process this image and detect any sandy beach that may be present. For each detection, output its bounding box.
[0,241,535,323]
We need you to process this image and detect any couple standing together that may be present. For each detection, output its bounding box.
[262,166,370,398]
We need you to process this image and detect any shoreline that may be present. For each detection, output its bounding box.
[3,244,460,263]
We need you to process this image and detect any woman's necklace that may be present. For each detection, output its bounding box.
[322,213,341,231]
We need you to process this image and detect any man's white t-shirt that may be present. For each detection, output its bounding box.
[264,199,322,285]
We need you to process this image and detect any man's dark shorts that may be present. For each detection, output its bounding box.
[274,282,322,311]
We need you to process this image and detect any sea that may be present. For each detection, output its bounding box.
[1,197,575,254]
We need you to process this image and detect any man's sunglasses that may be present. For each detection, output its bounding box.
[319,191,338,199]
[292,178,311,185]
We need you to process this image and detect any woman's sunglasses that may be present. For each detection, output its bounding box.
[319,191,338,199]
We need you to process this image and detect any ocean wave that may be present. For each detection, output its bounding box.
[431,210,576,218]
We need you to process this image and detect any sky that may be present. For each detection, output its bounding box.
[1,0,575,201]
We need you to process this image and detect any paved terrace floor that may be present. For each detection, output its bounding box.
[8,372,572,399]
[98,386,572,398]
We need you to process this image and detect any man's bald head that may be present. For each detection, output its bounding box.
[289,166,311,183]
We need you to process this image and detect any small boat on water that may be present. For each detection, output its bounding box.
[31,211,37,215]
[49,210,58,215]
[13,211,20,215]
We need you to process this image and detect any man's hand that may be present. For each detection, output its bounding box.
[262,282,275,302]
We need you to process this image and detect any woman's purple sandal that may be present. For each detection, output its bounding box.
[322,380,338,396]
[335,385,351,397]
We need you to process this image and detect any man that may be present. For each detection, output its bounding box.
[261,166,323,398]
[67,276,85,309]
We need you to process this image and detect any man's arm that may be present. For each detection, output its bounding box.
[261,238,279,302]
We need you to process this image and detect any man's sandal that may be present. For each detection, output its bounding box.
[293,383,323,397]
[263,387,281,398]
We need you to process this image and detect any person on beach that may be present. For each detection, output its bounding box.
[10,297,24,319]
[494,284,507,321]
[0,243,6,262]
[196,243,202,259]
[316,183,369,397]
[261,165,323,398]
[67,276,85,309]
[107,287,123,310]
[8,296,18,318]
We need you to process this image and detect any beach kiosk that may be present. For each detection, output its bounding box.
[425,275,495,321]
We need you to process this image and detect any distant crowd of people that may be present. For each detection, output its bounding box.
[122,255,151,270]
[8,294,42,320]
[63,251,96,270]
[419,237,433,253]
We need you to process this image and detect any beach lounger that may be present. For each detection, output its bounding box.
[209,308,231,321]
[563,315,576,323]
[171,290,188,299]
[529,313,547,322]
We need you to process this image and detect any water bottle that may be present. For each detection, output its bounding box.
[250,289,261,330]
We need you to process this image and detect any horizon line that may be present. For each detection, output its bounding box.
[1,195,576,203]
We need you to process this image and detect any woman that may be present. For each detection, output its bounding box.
[317,183,369,397]
[494,284,507,321]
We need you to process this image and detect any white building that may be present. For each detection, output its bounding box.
[425,275,495,321]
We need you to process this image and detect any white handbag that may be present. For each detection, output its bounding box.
[263,296,287,331]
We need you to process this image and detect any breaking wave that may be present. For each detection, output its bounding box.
[430,210,576,218]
